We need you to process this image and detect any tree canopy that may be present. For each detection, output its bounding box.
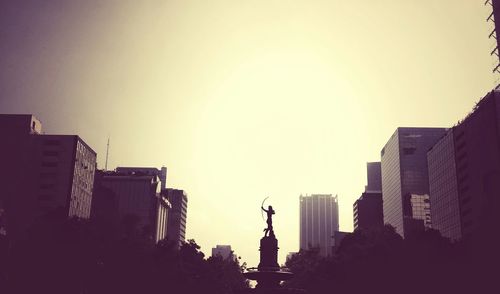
[285,225,498,294]
[1,212,248,294]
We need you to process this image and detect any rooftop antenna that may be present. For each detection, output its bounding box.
[105,136,110,171]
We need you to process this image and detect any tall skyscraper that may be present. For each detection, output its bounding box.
[354,162,383,231]
[166,188,188,248]
[428,89,500,241]
[91,169,171,243]
[0,114,97,240]
[381,127,446,238]
[299,194,339,256]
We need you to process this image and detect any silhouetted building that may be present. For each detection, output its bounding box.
[353,192,383,231]
[1,115,41,237]
[299,194,339,256]
[452,90,500,239]
[211,245,235,260]
[365,162,382,192]
[1,114,42,237]
[166,188,188,248]
[331,230,351,254]
[0,114,96,240]
[428,89,500,241]
[354,162,383,231]
[381,127,446,238]
[91,170,170,243]
[116,166,167,190]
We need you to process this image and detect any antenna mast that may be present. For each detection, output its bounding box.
[105,136,110,171]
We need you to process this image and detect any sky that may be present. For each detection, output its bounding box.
[0,0,497,266]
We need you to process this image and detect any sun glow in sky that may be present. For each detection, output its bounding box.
[0,0,496,266]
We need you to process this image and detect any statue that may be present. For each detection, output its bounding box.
[261,204,275,237]
[244,199,297,291]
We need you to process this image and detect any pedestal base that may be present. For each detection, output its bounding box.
[258,235,279,270]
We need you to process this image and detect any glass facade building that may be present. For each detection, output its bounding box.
[381,127,446,238]
[299,194,339,256]
[427,130,461,241]
[409,194,432,229]
[381,130,404,236]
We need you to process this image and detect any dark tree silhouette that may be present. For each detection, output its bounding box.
[1,213,248,294]
[284,225,497,294]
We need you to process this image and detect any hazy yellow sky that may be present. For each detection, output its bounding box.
[0,0,497,266]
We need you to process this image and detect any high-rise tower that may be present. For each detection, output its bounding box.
[299,194,339,256]
[381,127,446,238]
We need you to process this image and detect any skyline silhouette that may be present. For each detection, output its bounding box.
[0,0,497,267]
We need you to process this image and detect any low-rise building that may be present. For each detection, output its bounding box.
[211,245,235,260]
[91,170,170,243]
